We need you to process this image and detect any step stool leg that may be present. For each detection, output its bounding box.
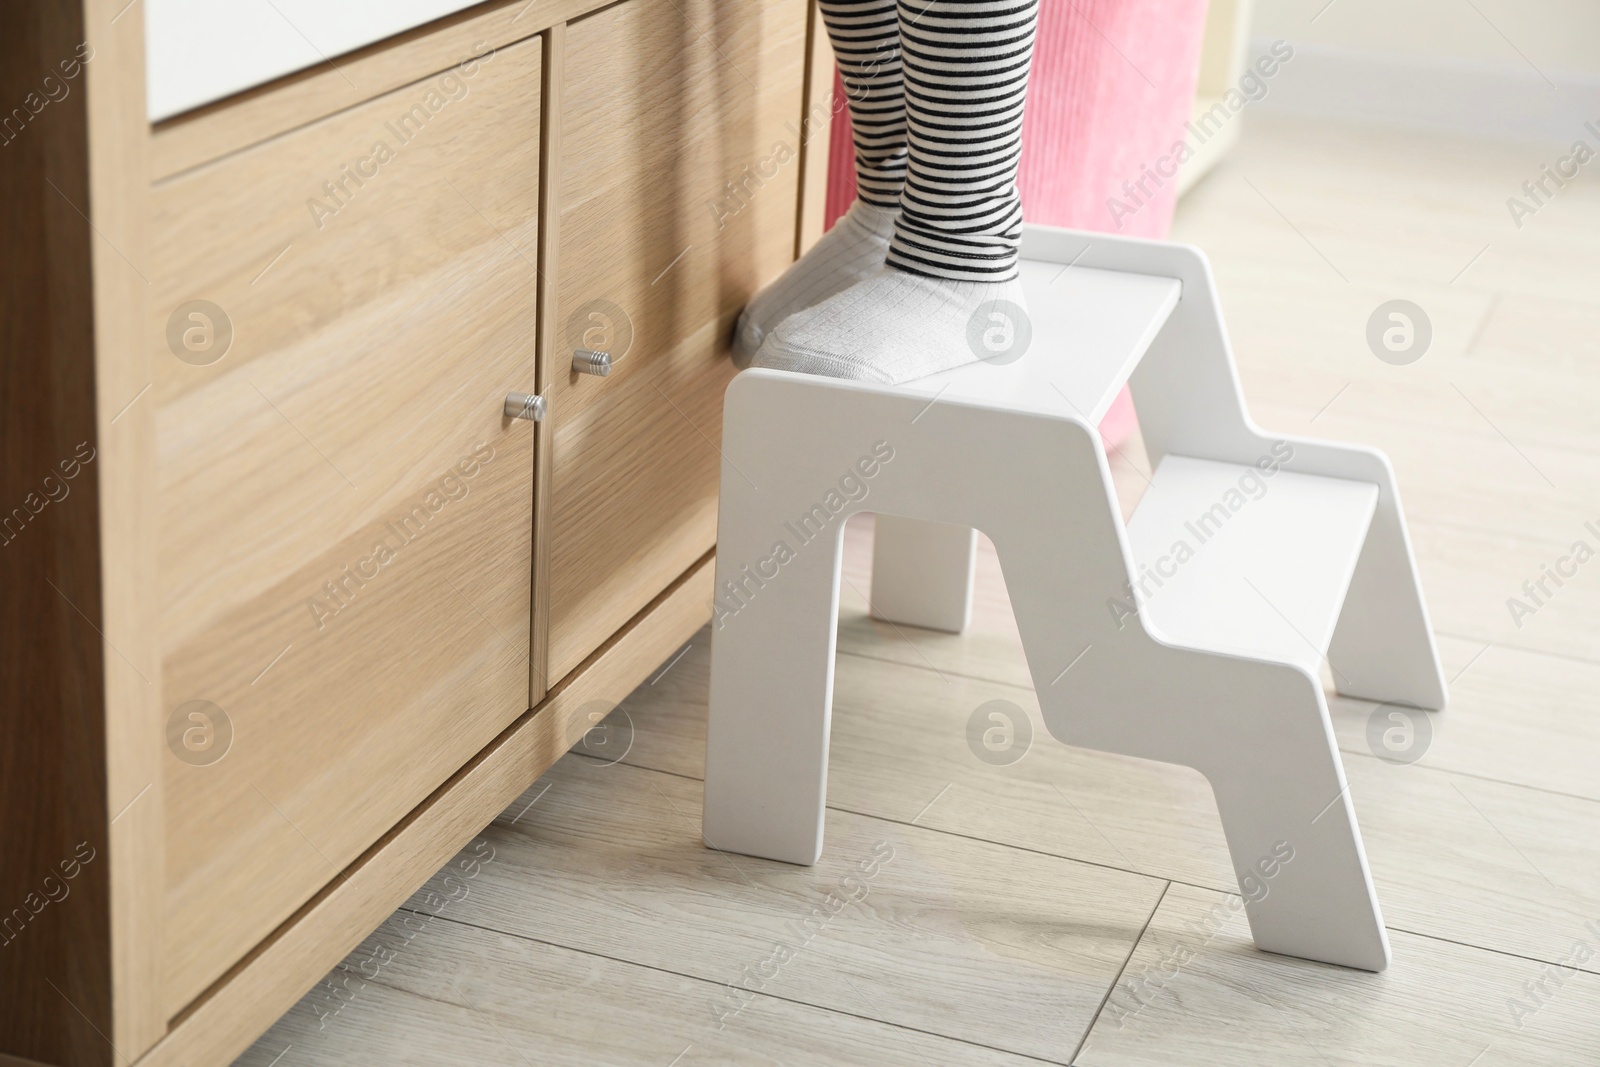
[1200,679,1392,971]
[1327,496,1448,710]
[1214,786,1392,971]
[1043,645,1393,970]
[990,488,1392,971]
[869,515,977,633]
[703,510,846,867]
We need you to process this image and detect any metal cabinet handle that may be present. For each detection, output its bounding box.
[504,392,546,421]
[572,349,612,376]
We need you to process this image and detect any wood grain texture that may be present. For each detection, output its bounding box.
[9,0,810,1057]
[604,618,1240,891]
[238,889,1046,1066]
[240,557,1600,1067]
[0,0,163,1062]
[1074,881,1600,1067]
[0,6,112,1062]
[604,514,1600,978]
[1330,635,1600,802]
[530,22,566,708]
[616,628,1600,982]
[545,0,809,680]
[84,0,167,1055]
[794,0,837,257]
[0,1054,59,1067]
[149,0,615,182]
[397,757,1166,1063]
[148,35,542,1016]
[137,555,714,1067]
[840,516,1035,688]
[1333,751,1600,975]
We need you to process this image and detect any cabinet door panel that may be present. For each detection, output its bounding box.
[150,35,541,1016]
[548,0,809,680]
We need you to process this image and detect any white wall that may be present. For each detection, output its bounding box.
[1256,0,1600,74]
[1249,0,1600,142]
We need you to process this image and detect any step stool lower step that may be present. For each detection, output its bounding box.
[1124,455,1379,677]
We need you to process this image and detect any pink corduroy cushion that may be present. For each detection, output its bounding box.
[820,0,1209,447]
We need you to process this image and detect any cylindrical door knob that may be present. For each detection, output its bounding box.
[504,392,546,421]
[573,349,612,376]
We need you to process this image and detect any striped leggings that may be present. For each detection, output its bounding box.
[820,0,1040,282]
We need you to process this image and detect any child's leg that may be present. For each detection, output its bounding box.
[828,0,910,211]
[733,0,906,365]
[753,0,1040,384]
[889,0,1034,282]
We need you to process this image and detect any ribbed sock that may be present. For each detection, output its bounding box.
[732,0,907,365]
[732,200,897,367]
[751,266,1027,384]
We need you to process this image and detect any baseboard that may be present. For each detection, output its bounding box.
[1176,95,1244,196]
[134,552,715,1067]
[1251,38,1600,145]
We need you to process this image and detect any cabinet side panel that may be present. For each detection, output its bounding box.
[0,3,118,1064]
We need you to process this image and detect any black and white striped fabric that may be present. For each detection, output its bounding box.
[889,0,1039,282]
[819,0,1039,283]
[818,0,907,211]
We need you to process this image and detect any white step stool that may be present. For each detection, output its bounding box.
[702,225,1447,972]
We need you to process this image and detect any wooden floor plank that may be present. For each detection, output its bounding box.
[842,519,1600,807]
[622,624,1237,891]
[839,516,1034,689]
[234,905,1044,1066]
[1074,882,1600,1067]
[1327,635,1600,803]
[374,757,1166,1064]
[615,622,1600,976]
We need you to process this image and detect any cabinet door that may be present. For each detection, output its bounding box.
[547,0,809,680]
[150,35,541,1016]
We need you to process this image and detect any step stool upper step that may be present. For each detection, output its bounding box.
[902,260,1181,425]
[1124,455,1379,676]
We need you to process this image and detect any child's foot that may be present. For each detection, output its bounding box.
[732,200,897,367]
[750,267,1030,385]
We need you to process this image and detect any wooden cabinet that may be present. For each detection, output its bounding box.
[0,0,823,1063]
[150,34,542,1015]
[546,0,809,678]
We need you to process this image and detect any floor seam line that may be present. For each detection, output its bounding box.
[561,754,1186,887]
[1070,880,1170,1065]
[387,907,1074,1065]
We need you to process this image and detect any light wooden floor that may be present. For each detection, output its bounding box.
[237,115,1600,1065]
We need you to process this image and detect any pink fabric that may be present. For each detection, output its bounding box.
[821,0,1210,444]
[824,79,858,229]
